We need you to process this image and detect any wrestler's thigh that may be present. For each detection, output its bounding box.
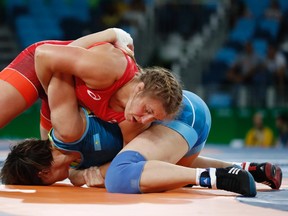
[122,124,189,164]
[0,80,27,127]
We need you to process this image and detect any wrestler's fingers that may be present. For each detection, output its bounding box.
[83,167,104,187]
[113,28,135,57]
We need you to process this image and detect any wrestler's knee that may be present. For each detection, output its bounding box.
[177,152,200,167]
[105,150,146,194]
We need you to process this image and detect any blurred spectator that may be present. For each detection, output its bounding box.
[264,0,283,21]
[275,112,288,148]
[264,0,287,41]
[228,0,247,28]
[89,0,128,31]
[122,0,146,28]
[122,0,147,36]
[264,0,287,42]
[155,2,200,40]
[88,0,147,38]
[101,0,128,28]
[245,112,275,148]
[225,41,269,106]
[226,41,262,85]
[263,43,287,104]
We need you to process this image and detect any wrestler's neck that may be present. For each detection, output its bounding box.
[109,80,138,112]
[53,148,80,165]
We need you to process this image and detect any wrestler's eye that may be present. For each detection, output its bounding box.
[145,106,154,115]
[146,109,152,114]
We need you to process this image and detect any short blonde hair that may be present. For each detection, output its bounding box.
[134,66,183,118]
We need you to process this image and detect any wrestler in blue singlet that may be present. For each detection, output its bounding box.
[49,109,123,169]
[105,90,212,193]
[157,90,211,156]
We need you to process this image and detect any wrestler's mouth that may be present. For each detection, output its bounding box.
[127,116,138,123]
[131,116,137,123]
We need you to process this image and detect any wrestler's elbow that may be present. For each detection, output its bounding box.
[35,45,53,76]
[69,169,85,187]
[70,179,84,187]
[53,125,83,143]
[36,44,60,71]
[35,44,51,62]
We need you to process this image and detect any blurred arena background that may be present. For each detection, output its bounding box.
[0,0,287,146]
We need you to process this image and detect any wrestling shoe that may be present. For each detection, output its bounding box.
[215,166,257,197]
[243,162,282,189]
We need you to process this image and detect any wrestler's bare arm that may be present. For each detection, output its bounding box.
[69,28,117,48]
[35,28,132,93]
[69,28,134,55]
[69,163,110,187]
[35,43,127,93]
[47,73,85,142]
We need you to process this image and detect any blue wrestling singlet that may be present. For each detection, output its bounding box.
[49,109,123,169]
[105,90,212,193]
[154,90,212,156]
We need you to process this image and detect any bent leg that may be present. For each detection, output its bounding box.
[105,150,198,193]
[178,153,282,190]
[0,80,28,128]
[105,124,257,196]
[178,155,233,168]
[0,68,39,128]
[105,124,199,193]
[123,124,189,163]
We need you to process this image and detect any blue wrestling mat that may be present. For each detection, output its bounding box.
[237,190,288,212]
[202,144,288,212]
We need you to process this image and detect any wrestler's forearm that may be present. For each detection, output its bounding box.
[69,163,110,187]
[68,28,116,48]
[69,28,134,56]
[69,169,85,186]
[48,74,84,143]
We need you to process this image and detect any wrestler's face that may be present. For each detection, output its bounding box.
[125,83,167,124]
[39,150,70,185]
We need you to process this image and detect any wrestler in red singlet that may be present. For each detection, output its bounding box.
[0,41,138,130]
[40,42,138,128]
[75,53,138,123]
[0,40,71,130]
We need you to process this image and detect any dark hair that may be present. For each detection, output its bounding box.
[0,138,53,185]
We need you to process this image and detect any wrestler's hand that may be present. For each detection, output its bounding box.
[83,166,105,187]
[113,28,134,57]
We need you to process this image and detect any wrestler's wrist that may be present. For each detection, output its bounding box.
[112,28,134,55]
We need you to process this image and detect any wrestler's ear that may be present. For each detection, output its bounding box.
[135,82,145,93]
[38,168,51,178]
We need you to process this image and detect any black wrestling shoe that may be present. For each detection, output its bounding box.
[244,162,282,189]
[215,166,257,197]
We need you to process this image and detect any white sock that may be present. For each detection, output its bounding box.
[196,168,217,188]
[195,168,206,185]
[208,168,217,189]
